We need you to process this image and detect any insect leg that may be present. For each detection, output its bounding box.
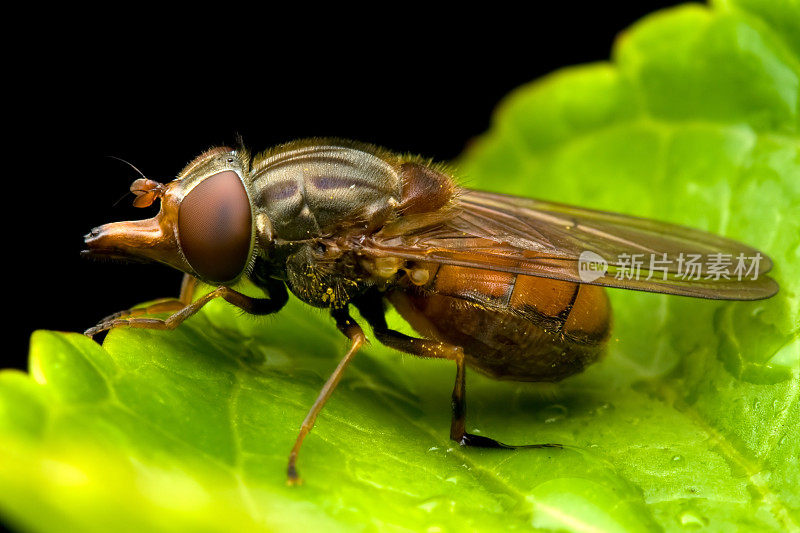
[84,281,288,337]
[287,307,365,485]
[178,273,199,302]
[354,294,559,450]
[89,274,201,327]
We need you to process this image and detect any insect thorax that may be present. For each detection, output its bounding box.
[250,143,403,241]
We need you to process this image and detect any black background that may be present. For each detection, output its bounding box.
[5,3,692,372]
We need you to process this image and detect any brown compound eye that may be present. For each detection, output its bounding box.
[178,170,252,283]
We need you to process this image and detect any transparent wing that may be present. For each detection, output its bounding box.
[362,189,778,300]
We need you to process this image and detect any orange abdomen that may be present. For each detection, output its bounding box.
[390,264,611,381]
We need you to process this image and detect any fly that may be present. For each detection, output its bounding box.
[82,139,778,484]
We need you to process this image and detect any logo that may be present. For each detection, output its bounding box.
[578,251,608,282]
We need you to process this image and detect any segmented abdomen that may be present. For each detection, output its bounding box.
[391,262,611,381]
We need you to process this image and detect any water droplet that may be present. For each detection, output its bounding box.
[417,500,440,512]
[678,511,708,528]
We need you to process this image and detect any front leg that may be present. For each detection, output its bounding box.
[85,276,288,337]
[87,274,200,328]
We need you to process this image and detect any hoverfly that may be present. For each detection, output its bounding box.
[83,139,778,483]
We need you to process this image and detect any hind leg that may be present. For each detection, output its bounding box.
[353,293,558,449]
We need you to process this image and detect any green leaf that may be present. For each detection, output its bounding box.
[2,1,799,531]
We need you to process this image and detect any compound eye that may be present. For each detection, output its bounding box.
[178,170,252,283]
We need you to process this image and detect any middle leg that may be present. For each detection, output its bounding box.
[286,307,366,485]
